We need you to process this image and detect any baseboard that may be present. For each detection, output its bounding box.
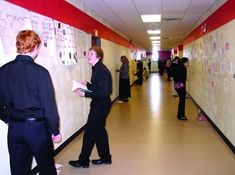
[187,93,235,154]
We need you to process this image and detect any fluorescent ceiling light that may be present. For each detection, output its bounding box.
[141,14,161,22]
[152,40,160,44]
[153,44,160,46]
[150,36,161,40]
[147,30,161,34]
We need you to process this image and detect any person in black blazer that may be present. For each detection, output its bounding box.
[0,30,61,175]
[173,57,189,120]
[69,46,112,168]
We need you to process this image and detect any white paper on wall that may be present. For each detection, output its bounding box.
[224,78,228,92]
[29,11,56,57]
[53,20,78,65]
[0,1,31,55]
[75,28,90,59]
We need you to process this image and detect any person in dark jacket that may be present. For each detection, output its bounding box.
[134,60,143,85]
[69,46,112,168]
[147,58,151,72]
[0,30,61,175]
[166,57,171,81]
[170,56,179,97]
[158,58,164,76]
[173,57,189,120]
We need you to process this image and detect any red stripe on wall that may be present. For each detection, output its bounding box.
[6,0,135,49]
[178,44,183,51]
[183,0,235,45]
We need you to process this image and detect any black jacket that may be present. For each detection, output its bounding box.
[173,64,187,84]
[0,55,60,135]
[85,61,112,100]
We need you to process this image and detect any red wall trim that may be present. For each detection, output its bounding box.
[178,44,183,51]
[174,49,177,55]
[6,0,135,49]
[184,0,235,45]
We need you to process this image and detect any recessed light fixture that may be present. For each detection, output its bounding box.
[141,14,161,22]
[150,36,161,40]
[147,30,161,34]
[153,43,160,46]
[152,40,161,44]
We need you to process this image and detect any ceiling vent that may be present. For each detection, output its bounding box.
[162,17,181,21]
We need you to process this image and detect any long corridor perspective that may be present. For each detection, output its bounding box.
[55,73,235,175]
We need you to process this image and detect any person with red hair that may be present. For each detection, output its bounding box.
[0,30,61,175]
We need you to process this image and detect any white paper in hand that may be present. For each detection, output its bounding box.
[71,80,92,93]
[71,80,87,92]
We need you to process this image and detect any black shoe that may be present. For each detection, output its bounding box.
[91,158,112,165]
[68,160,89,168]
[178,117,188,121]
[122,98,129,102]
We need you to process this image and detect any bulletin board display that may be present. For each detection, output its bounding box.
[184,19,235,145]
[0,0,90,66]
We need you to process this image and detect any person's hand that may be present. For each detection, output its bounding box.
[74,88,85,97]
[52,134,62,143]
[79,81,87,85]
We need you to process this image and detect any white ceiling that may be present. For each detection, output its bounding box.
[68,0,227,51]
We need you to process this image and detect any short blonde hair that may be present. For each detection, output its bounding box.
[89,46,104,61]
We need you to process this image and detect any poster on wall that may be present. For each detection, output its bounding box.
[75,29,91,59]
[0,1,31,55]
[29,11,56,57]
[53,20,78,65]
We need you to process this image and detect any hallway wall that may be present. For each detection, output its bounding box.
[183,0,235,147]
[184,19,235,147]
[1,0,234,174]
[0,1,137,174]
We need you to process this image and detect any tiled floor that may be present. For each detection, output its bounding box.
[55,73,235,175]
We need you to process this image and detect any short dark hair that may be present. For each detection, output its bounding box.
[180,57,189,64]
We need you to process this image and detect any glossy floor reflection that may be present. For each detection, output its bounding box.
[55,73,235,175]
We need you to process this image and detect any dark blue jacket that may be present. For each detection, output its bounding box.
[0,55,59,135]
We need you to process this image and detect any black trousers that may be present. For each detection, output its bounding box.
[8,121,57,175]
[119,78,131,99]
[79,98,112,163]
[166,67,171,80]
[175,87,186,118]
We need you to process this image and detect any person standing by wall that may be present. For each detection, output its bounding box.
[0,30,61,175]
[143,67,150,79]
[158,58,164,76]
[69,46,112,168]
[166,57,172,81]
[170,56,179,96]
[134,59,143,85]
[116,55,131,102]
[173,57,189,120]
[147,58,151,73]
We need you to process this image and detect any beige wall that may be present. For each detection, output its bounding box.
[0,1,138,174]
[184,19,235,146]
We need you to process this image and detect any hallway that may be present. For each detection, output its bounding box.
[55,73,235,175]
